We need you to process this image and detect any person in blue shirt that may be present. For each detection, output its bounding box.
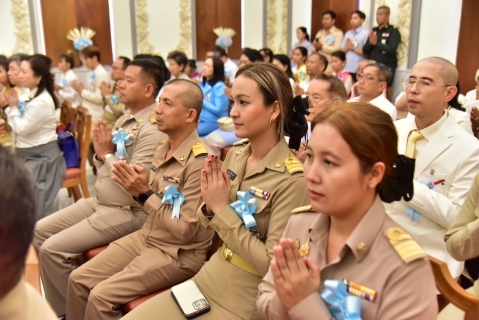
[198,56,229,137]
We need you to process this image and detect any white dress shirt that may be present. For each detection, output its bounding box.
[405,106,473,135]
[348,94,397,120]
[81,64,110,123]
[5,89,58,148]
[58,69,81,107]
[224,58,238,84]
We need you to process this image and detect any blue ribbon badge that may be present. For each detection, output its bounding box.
[162,184,185,219]
[405,206,421,223]
[60,78,67,88]
[230,191,258,229]
[321,280,362,320]
[90,72,96,84]
[110,94,119,104]
[112,128,130,160]
[18,101,27,116]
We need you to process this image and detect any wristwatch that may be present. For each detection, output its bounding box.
[134,190,154,206]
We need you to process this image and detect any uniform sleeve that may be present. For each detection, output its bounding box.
[408,150,479,228]
[81,72,109,105]
[143,158,205,241]
[373,28,401,55]
[445,174,479,261]
[5,99,52,136]
[105,96,125,118]
[202,83,229,117]
[376,258,438,318]
[321,30,344,54]
[208,175,309,276]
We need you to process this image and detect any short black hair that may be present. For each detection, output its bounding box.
[187,59,197,70]
[0,146,36,276]
[331,50,346,62]
[129,58,165,96]
[352,10,366,20]
[241,48,264,63]
[167,50,188,72]
[60,51,75,68]
[260,48,274,63]
[118,56,131,69]
[216,48,228,58]
[323,10,337,20]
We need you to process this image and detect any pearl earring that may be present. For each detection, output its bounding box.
[269,117,272,124]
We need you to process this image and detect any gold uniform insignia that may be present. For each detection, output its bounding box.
[159,140,166,145]
[285,156,303,174]
[387,227,427,264]
[149,112,156,124]
[233,139,249,146]
[295,238,310,257]
[291,205,312,214]
[192,142,208,158]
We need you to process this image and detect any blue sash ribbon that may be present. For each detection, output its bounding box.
[230,191,258,228]
[162,185,185,219]
[112,128,130,159]
[321,280,362,320]
[405,206,421,222]
[110,94,119,104]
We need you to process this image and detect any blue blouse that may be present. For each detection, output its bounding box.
[198,80,229,122]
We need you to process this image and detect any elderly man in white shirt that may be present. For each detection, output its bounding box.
[348,62,397,119]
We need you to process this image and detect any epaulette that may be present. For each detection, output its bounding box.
[285,156,303,174]
[192,142,208,158]
[159,140,166,145]
[387,227,427,264]
[291,205,312,214]
[149,112,156,124]
[233,139,249,147]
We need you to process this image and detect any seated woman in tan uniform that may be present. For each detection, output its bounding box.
[257,102,438,319]
[122,63,310,319]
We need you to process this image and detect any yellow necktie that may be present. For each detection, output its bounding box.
[405,130,424,158]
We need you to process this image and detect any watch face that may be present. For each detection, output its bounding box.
[138,192,149,204]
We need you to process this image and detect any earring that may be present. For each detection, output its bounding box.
[269,117,272,124]
[369,184,374,188]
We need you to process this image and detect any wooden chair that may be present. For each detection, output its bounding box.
[429,256,479,319]
[60,100,75,126]
[24,244,41,292]
[61,106,91,201]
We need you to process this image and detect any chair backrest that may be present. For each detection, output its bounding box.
[74,106,92,170]
[60,100,75,125]
[429,256,479,319]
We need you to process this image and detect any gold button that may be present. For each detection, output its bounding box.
[357,242,367,252]
[179,156,186,161]
[138,118,144,122]
[275,162,281,168]
[285,156,295,163]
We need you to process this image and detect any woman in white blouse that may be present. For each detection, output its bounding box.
[3,54,66,220]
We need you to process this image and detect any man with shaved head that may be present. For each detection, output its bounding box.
[66,79,213,320]
[384,57,479,295]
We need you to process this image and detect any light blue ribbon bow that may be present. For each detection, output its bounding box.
[60,78,67,88]
[162,185,185,219]
[230,191,258,229]
[90,72,96,84]
[110,94,119,104]
[112,128,130,160]
[18,101,27,116]
[321,280,362,320]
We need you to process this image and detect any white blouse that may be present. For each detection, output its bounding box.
[5,88,58,148]
[58,69,81,107]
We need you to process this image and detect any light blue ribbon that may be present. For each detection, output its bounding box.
[110,94,119,104]
[18,101,26,116]
[90,72,96,84]
[112,128,130,160]
[60,78,67,88]
[321,280,362,320]
[230,191,258,229]
[405,206,421,223]
[162,184,185,219]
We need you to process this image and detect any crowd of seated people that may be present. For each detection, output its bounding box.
[2,4,479,320]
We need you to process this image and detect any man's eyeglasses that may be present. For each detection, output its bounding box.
[401,78,454,91]
[357,74,385,83]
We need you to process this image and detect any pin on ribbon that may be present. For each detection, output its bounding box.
[230,191,258,229]
[162,185,185,219]
[110,94,119,104]
[112,128,131,160]
[321,280,362,320]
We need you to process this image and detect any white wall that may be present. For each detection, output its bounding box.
[0,1,20,55]
[242,0,264,50]
[417,0,462,63]
[111,0,133,59]
[290,0,312,50]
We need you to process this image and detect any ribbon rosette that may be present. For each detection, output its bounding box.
[18,101,27,116]
[60,78,67,88]
[230,191,258,228]
[112,128,130,160]
[321,280,362,320]
[162,185,185,219]
[73,38,93,51]
[110,94,119,104]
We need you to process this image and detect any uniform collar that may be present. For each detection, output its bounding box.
[324,25,338,34]
[309,196,386,262]
[407,110,449,142]
[353,26,364,33]
[158,129,200,167]
[130,102,156,123]
[235,139,290,176]
[378,23,390,30]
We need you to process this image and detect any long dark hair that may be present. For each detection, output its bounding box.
[24,55,59,109]
[273,54,293,79]
[297,27,310,42]
[203,56,225,87]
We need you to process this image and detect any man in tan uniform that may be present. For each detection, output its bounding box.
[312,10,344,74]
[66,79,213,320]
[33,58,167,318]
[100,56,131,129]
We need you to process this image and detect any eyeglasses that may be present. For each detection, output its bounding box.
[401,78,453,91]
[356,74,385,83]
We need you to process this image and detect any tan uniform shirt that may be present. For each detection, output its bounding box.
[93,103,167,210]
[446,172,479,293]
[102,84,125,130]
[257,196,438,320]
[314,26,344,63]
[140,130,214,259]
[193,139,310,319]
[0,279,57,320]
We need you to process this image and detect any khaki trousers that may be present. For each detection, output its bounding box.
[66,231,206,320]
[33,197,147,316]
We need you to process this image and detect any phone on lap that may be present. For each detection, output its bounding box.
[171,280,210,319]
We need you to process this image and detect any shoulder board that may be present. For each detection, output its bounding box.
[387,227,427,264]
[149,112,156,124]
[192,142,208,158]
[285,156,303,174]
[159,140,166,145]
[233,139,249,147]
[291,205,312,214]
